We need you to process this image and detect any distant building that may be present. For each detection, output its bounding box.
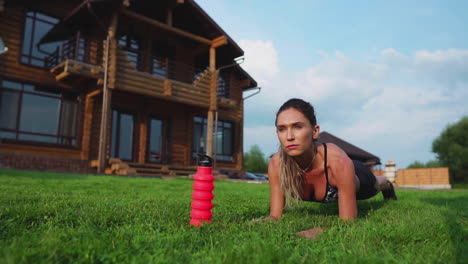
[316,131,381,168]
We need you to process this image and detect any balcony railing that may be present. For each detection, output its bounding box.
[121,50,208,85]
[217,72,231,99]
[45,31,103,69]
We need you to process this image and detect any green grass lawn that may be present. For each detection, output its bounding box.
[0,169,467,264]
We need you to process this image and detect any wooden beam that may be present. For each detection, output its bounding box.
[120,9,212,45]
[164,79,172,96]
[211,35,227,48]
[98,14,118,174]
[55,72,71,81]
[206,47,217,158]
[138,111,147,163]
[86,89,102,98]
[209,47,217,111]
[239,79,251,88]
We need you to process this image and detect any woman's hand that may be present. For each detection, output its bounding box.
[296,227,324,239]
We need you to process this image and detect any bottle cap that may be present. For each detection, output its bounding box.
[197,154,213,167]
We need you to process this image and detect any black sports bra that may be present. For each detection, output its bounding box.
[309,143,338,203]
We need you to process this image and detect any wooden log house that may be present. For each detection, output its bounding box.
[0,0,257,177]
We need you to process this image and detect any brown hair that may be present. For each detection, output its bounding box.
[275,98,317,207]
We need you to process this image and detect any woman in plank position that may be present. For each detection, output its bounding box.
[258,98,396,230]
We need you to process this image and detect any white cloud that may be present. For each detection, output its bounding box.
[243,44,468,167]
[292,54,386,101]
[238,39,279,85]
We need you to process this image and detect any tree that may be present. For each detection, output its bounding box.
[244,145,268,173]
[425,160,442,168]
[407,161,425,169]
[432,116,468,183]
[407,160,442,169]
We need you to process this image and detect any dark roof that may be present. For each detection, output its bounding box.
[234,64,257,89]
[38,0,118,45]
[316,131,381,165]
[182,0,244,59]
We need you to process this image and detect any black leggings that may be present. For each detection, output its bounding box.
[353,160,379,200]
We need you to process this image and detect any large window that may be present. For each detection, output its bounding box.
[192,116,234,162]
[0,79,78,145]
[21,11,61,67]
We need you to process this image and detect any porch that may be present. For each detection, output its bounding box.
[90,158,196,177]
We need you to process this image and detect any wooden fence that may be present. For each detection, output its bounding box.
[373,167,450,188]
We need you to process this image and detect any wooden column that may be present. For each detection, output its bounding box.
[206,47,216,157]
[97,14,118,173]
[206,36,227,158]
[138,104,147,164]
[81,90,102,160]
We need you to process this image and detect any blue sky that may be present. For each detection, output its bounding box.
[197,0,468,168]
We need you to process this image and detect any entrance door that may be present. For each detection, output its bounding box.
[110,110,134,161]
[147,118,165,163]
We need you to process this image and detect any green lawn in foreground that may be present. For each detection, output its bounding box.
[0,169,467,264]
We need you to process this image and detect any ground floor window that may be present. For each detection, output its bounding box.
[110,109,134,161]
[192,116,234,162]
[0,79,78,145]
[147,117,166,163]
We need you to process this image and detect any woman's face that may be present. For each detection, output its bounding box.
[276,108,319,157]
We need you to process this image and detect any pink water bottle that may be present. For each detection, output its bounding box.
[190,155,215,227]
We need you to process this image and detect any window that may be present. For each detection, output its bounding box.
[192,117,207,156]
[147,118,166,163]
[0,79,78,145]
[151,42,175,79]
[217,71,231,99]
[118,34,143,71]
[21,11,60,67]
[111,110,135,161]
[215,121,233,161]
[192,116,234,162]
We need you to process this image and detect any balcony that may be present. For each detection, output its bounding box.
[45,32,104,83]
[45,32,237,109]
[114,47,234,109]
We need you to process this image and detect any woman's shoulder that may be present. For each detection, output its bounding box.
[322,143,352,166]
[322,143,347,157]
[321,143,354,185]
